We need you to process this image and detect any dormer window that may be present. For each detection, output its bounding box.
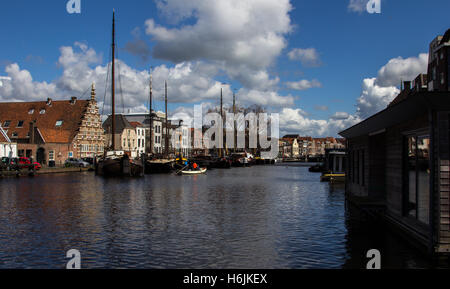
[3,120,11,128]
[28,109,35,114]
[40,109,46,114]
[17,121,24,128]
[55,120,63,127]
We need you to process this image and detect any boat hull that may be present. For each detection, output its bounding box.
[96,157,144,177]
[179,168,207,175]
[145,160,174,174]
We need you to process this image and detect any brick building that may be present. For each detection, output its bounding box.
[0,84,105,166]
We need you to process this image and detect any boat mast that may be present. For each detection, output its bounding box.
[219,88,223,158]
[111,9,116,151]
[149,67,153,155]
[164,81,169,158]
[233,89,236,153]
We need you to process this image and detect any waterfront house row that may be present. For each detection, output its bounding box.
[279,135,346,159]
[339,29,450,256]
[0,84,105,166]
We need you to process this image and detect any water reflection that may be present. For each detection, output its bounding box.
[0,165,435,268]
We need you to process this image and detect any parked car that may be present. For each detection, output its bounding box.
[1,157,11,170]
[65,158,90,168]
[82,157,94,165]
[18,157,42,171]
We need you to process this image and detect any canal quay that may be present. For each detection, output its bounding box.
[0,163,435,269]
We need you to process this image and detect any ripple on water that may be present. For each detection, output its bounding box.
[0,166,435,268]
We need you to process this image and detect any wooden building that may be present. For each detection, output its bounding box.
[340,29,450,256]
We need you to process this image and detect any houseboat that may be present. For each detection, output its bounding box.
[339,29,450,257]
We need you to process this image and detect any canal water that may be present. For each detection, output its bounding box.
[0,164,434,269]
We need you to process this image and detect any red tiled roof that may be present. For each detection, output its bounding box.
[0,99,88,144]
[129,121,143,128]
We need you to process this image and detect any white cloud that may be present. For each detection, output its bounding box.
[285,79,322,91]
[278,52,428,136]
[331,112,350,120]
[0,64,57,102]
[287,48,321,67]
[144,0,293,90]
[375,53,428,87]
[356,78,399,119]
[0,76,11,88]
[0,42,293,112]
[354,53,428,119]
[348,0,369,13]
[279,108,360,137]
[240,89,294,107]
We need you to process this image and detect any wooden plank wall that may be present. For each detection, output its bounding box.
[437,112,450,248]
[347,136,369,197]
[384,115,429,218]
[385,126,403,216]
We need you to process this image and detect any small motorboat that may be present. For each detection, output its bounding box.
[178,168,207,175]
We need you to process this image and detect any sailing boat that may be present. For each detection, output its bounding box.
[145,80,175,174]
[95,10,144,177]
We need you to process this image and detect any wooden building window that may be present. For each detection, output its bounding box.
[49,150,55,161]
[404,135,430,225]
[352,150,356,183]
[356,150,360,185]
[361,150,365,186]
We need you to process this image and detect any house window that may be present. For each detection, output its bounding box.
[361,150,365,186]
[40,109,46,114]
[356,150,360,185]
[28,109,35,114]
[55,120,63,127]
[12,132,18,138]
[3,120,11,128]
[17,120,24,128]
[404,135,430,225]
[49,150,55,161]
[69,151,73,158]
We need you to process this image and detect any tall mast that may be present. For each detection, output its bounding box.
[149,68,153,155]
[111,9,116,151]
[219,88,223,158]
[233,89,236,152]
[165,81,169,158]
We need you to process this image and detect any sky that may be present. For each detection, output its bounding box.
[0,0,449,137]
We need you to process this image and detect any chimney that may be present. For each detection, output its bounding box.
[46,98,53,106]
[403,81,411,92]
[29,121,35,144]
[70,97,77,105]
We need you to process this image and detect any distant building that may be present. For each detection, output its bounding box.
[0,84,105,165]
[124,111,165,155]
[130,122,146,156]
[340,29,450,256]
[428,29,450,92]
[103,114,139,158]
[281,137,299,158]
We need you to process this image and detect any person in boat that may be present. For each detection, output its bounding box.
[192,162,199,171]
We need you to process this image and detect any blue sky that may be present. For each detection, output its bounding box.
[0,0,449,136]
